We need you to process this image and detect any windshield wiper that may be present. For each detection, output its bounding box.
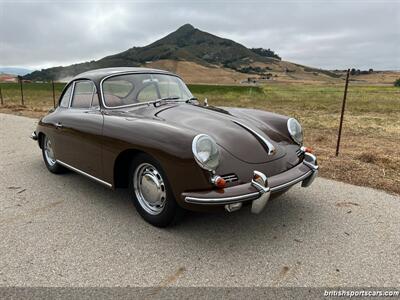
[185,97,198,103]
[151,97,181,107]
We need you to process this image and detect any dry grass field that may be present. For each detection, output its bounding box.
[0,81,399,194]
[190,83,400,194]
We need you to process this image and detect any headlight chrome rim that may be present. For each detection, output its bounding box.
[287,118,303,145]
[192,134,220,171]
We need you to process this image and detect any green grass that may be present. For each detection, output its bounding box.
[187,84,263,95]
[0,82,65,106]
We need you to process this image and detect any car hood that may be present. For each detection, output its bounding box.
[154,103,288,164]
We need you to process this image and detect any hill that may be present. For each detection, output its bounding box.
[0,67,33,76]
[24,24,341,83]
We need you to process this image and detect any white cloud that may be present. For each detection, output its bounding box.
[0,0,399,70]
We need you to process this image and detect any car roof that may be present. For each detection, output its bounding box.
[71,67,178,83]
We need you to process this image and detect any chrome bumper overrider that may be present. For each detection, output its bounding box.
[31,131,38,141]
[184,152,318,214]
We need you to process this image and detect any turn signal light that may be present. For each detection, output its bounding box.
[302,146,314,153]
[212,175,226,188]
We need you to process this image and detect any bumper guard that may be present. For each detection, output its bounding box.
[31,131,38,141]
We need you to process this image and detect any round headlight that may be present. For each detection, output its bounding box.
[287,118,303,145]
[192,134,220,171]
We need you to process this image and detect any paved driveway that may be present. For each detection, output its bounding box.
[0,113,399,287]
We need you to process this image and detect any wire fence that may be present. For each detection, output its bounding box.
[0,81,64,108]
[1,78,399,194]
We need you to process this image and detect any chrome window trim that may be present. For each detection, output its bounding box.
[67,81,76,108]
[56,160,112,188]
[99,71,191,109]
[233,120,276,155]
[58,83,74,108]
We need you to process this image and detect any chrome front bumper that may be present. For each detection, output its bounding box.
[183,152,318,214]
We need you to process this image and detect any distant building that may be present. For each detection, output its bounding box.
[0,74,17,83]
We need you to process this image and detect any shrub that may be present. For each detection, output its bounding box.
[250,48,281,60]
[394,79,400,87]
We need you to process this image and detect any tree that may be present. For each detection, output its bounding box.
[394,78,400,87]
[250,48,281,60]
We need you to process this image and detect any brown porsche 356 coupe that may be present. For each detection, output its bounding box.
[31,67,318,227]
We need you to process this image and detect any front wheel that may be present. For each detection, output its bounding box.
[41,135,66,174]
[129,154,183,227]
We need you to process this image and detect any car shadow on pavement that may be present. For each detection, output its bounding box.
[170,195,316,244]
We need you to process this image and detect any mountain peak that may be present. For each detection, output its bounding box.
[171,23,196,36]
[149,23,198,47]
[178,24,195,31]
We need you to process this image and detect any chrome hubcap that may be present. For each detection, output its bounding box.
[133,163,166,215]
[44,136,56,166]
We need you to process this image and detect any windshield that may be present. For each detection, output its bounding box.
[102,73,193,108]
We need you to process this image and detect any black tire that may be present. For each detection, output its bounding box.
[128,153,184,227]
[41,134,66,174]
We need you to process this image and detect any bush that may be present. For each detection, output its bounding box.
[250,48,281,60]
[394,79,400,87]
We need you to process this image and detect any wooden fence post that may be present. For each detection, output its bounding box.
[0,85,3,105]
[52,80,56,108]
[335,69,350,156]
[18,76,24,106]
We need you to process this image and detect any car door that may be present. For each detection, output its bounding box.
[47,83,73,161]
[54,80,104,180]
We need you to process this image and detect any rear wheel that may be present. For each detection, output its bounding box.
[129,154,183,227]
[41,135,66,174]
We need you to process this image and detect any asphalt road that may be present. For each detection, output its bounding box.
[0,113,399,287]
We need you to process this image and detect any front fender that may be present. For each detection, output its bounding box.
[101,116,213,206]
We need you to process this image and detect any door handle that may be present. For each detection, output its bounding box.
[55,122,63,129]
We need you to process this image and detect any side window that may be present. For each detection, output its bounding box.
[59,84,73,108]
[91,93,100,108]
[71,81,96,109]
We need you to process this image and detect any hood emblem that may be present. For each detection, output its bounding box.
[233,120,276,155]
